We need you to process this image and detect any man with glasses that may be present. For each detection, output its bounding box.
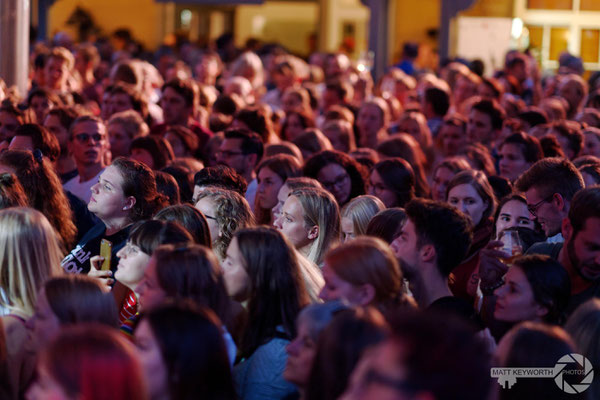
[216,128,263,208]
[63,115,108,203]
[515,157,584,243]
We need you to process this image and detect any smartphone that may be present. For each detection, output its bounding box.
[99,239,113,271]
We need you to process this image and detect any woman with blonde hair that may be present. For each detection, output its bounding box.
[0,207,63,399]
[276,187,340,266]
[340,195,385,242]
[319,236,412,315]
[194,187,255,261]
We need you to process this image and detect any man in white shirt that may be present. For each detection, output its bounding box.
[63,115,108,203]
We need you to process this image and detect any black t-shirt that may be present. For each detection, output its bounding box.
[428,296,485,331]
[61,222,131,274]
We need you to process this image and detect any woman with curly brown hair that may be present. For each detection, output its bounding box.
[194,187,255,262]
[0,149,77,250]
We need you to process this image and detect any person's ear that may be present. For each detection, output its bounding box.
[246,153,257,169]
[122,196,136,211]
[552,193,566,212]
[420,243,436,264]
[535,304,549,319]
[307,225,319,240]
[356,283,376,307]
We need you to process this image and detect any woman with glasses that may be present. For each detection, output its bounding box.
[367,158,415,208]
[303,150,367,206]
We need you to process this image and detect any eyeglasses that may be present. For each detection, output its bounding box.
[322,173,349,191]
[73,133,105,143]
[121,242,141,256]
[527,194,554,217]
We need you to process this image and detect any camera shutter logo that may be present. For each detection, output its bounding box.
[554,353,594,394]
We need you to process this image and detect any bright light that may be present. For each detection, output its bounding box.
[181,9,192,28]
[511,18,524,39]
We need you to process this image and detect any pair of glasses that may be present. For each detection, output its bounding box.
[527,194,554,217]
[322,173,349,190]
[74,133,104,143]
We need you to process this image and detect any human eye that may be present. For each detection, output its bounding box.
[499,215,510,222]
[466,198,476,205]
[448,198,458,205]
[518,218,530,225]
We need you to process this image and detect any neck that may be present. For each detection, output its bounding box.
[411,265,453,308]
[77,163,104,182]
[243,170,256,185]
[56,155,77,175]
[297,242,312,261]
[103,216,131,236]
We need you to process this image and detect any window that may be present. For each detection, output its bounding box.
[581,29,600,62]
[527,0,572,9]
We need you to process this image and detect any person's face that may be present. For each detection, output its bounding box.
[115,241,151,290]
[134,319,169,400]
[222,237,251,302]
[368,169,398,208]
[44,114,69,151]
[284,114,305,141]
[447,183,487,226]
[467,109,494,145]
[0,111,20,143]
[431,167,456,202]
[498,143,530,182]
[558,80,581,113]
[25,365,72,400]
[318,163,351,205]
[524,187,562,237]
[88,165,129,221]
[9,135,34,152]
[161,87,191,125]
[340,340,411,400]
[130,148,155,169]
[25,288,61,353]
[164,131,187,157]
[257,167,284,211]
[341,217,355,242]
[494,266,547,323]
[135,256,167,311]
[68,120,107,167]
[323,126,349,153]
[44,57,69,91]
[321,88,342,112]
[396,118,421,143]
[583,133,600,158]
[357,104,384,147]
[30,95,51,123]
[195,57,219,85]
[567,217,600,281]
[319,262,361,304]
[390,219,420,280]
[440,124,466,156]
[282,92,302,114]
[277,195,314,250]
[495,200,534,238]
[217,138,251,177]
[109,93,133,116]
[108,122,133,158]
[284,317,318,387]
[195,197,220,245]
[272,184,291,229]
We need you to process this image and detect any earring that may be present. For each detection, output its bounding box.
[122,206,128,211]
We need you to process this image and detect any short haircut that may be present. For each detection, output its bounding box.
[162,78,196,108]
[48,46,74,70]
[14,124,61,162]
[193,165,247,196]
[500,131,544,164]
[68,115,105,140]
[471,98,506,131]
[424,87,450,117]
[405,198,473,276]
[130,135,175,170]
[568,187,600,234]
[548,120,584,158]
[515,157,584,202]
[47,107,78,131]
[223,128,264,160]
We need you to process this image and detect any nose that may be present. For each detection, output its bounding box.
[91,182,100,193]
[273,214,283,229]
[460,202,469,213]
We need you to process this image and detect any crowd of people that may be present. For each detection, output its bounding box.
[1,31,600,400]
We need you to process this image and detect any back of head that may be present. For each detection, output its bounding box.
[373,158,416,207]
[13,124,60,162]
[0,173,28,209]
[515,157,584,202]
[44,275,118,327]
[0,207,63,315]
[325,236,403,313]
[130,135,175,170]
[306,307,388,400]
[142,302,236,400]
[152,244,231,327]
[224,127,264,162]
[567,186,600,234]
[154,170,180,205]
[193,165,248,197]
[405,198,473,276]
[129,219,194,255]
[39,324,147,400]
[341,195,385,237]
[365,208,407,243]
[154,204,211,247]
